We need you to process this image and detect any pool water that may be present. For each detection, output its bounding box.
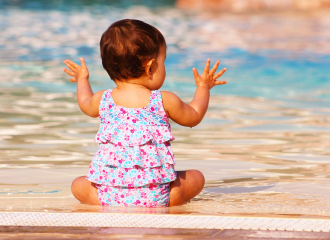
[0,2,330,217]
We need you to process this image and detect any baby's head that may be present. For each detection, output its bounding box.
[100,19,166,88]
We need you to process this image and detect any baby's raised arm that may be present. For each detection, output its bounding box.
[162,59,226,127]
[63,58,104,117]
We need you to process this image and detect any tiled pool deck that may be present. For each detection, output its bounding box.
[1,212,330,239]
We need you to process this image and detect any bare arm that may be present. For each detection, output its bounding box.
[63,58,104,117]
[162,59,227,127]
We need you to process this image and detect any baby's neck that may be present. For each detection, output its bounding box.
[115,80,149,91]
[112,80,153,109]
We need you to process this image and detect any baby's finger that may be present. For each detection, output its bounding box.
[213,68,227,80]
[214,80,227,85]
[70,78,77,82]
[63,62,76,72]
[63,68,74,76]
[65,59,79,70]
[80,57,87,69]
[203,58,211,74]
[209,60,220,75]
[63,60,73,70]
[192,67,200,79]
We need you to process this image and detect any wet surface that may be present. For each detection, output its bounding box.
[0,90,329,216]
[0,4,330,217]
[2,226,330,239]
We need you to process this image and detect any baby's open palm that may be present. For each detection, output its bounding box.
[193,59,227,89]
[63,58,89,82]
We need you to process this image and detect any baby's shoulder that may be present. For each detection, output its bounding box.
[95,89,107,99]
[92,90,107,106]
[160,91,182,106]
[160,91,183,116]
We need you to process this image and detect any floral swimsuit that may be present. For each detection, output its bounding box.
[86,89,176,207]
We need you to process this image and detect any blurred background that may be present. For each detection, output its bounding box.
[0,0,330,216]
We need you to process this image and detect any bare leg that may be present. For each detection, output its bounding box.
[71,170,204,207]
[168,170,205,206]
[71,176,100,205]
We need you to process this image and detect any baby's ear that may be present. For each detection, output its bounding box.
[145,59,155,78]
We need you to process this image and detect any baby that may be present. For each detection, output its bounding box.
[63,19,226,207]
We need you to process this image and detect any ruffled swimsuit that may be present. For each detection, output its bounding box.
[86,89,177,207]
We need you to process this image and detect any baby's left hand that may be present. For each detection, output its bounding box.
[192,59,227,90]
[63,58,89,82]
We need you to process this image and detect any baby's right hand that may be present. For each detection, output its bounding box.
[63,58,89,82]
[192,59,227,89]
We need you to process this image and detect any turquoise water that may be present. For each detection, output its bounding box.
[1,2,330,100]
[1,2,330,216]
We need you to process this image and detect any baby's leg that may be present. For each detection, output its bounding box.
[71,176,101,205]
[168,170,205,206]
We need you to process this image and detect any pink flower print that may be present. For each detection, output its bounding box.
[99,176,103,180]
[130,129,135,133]
[104,188,108,192]
[140,149,146,155]
[132,119,137,123]
[114,132,118,135]
[121,194,125,198]
[124,168,128,172]
[125,136,129,141]
[149,184,154,190]
[137,175,141,179]
[150,107,155,111]
[133,200,141,205]
[127,117,130,120]
[155,195,159,198]
[141,192,147,198]
[89,169,95,175]
[112,179,116,184]
[118,142,122,146]
[149,202,157,208]
[143,135,145,138]
[118,172,124,178]
[118,159,123,164]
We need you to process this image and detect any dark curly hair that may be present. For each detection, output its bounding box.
[100,19,166,81]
